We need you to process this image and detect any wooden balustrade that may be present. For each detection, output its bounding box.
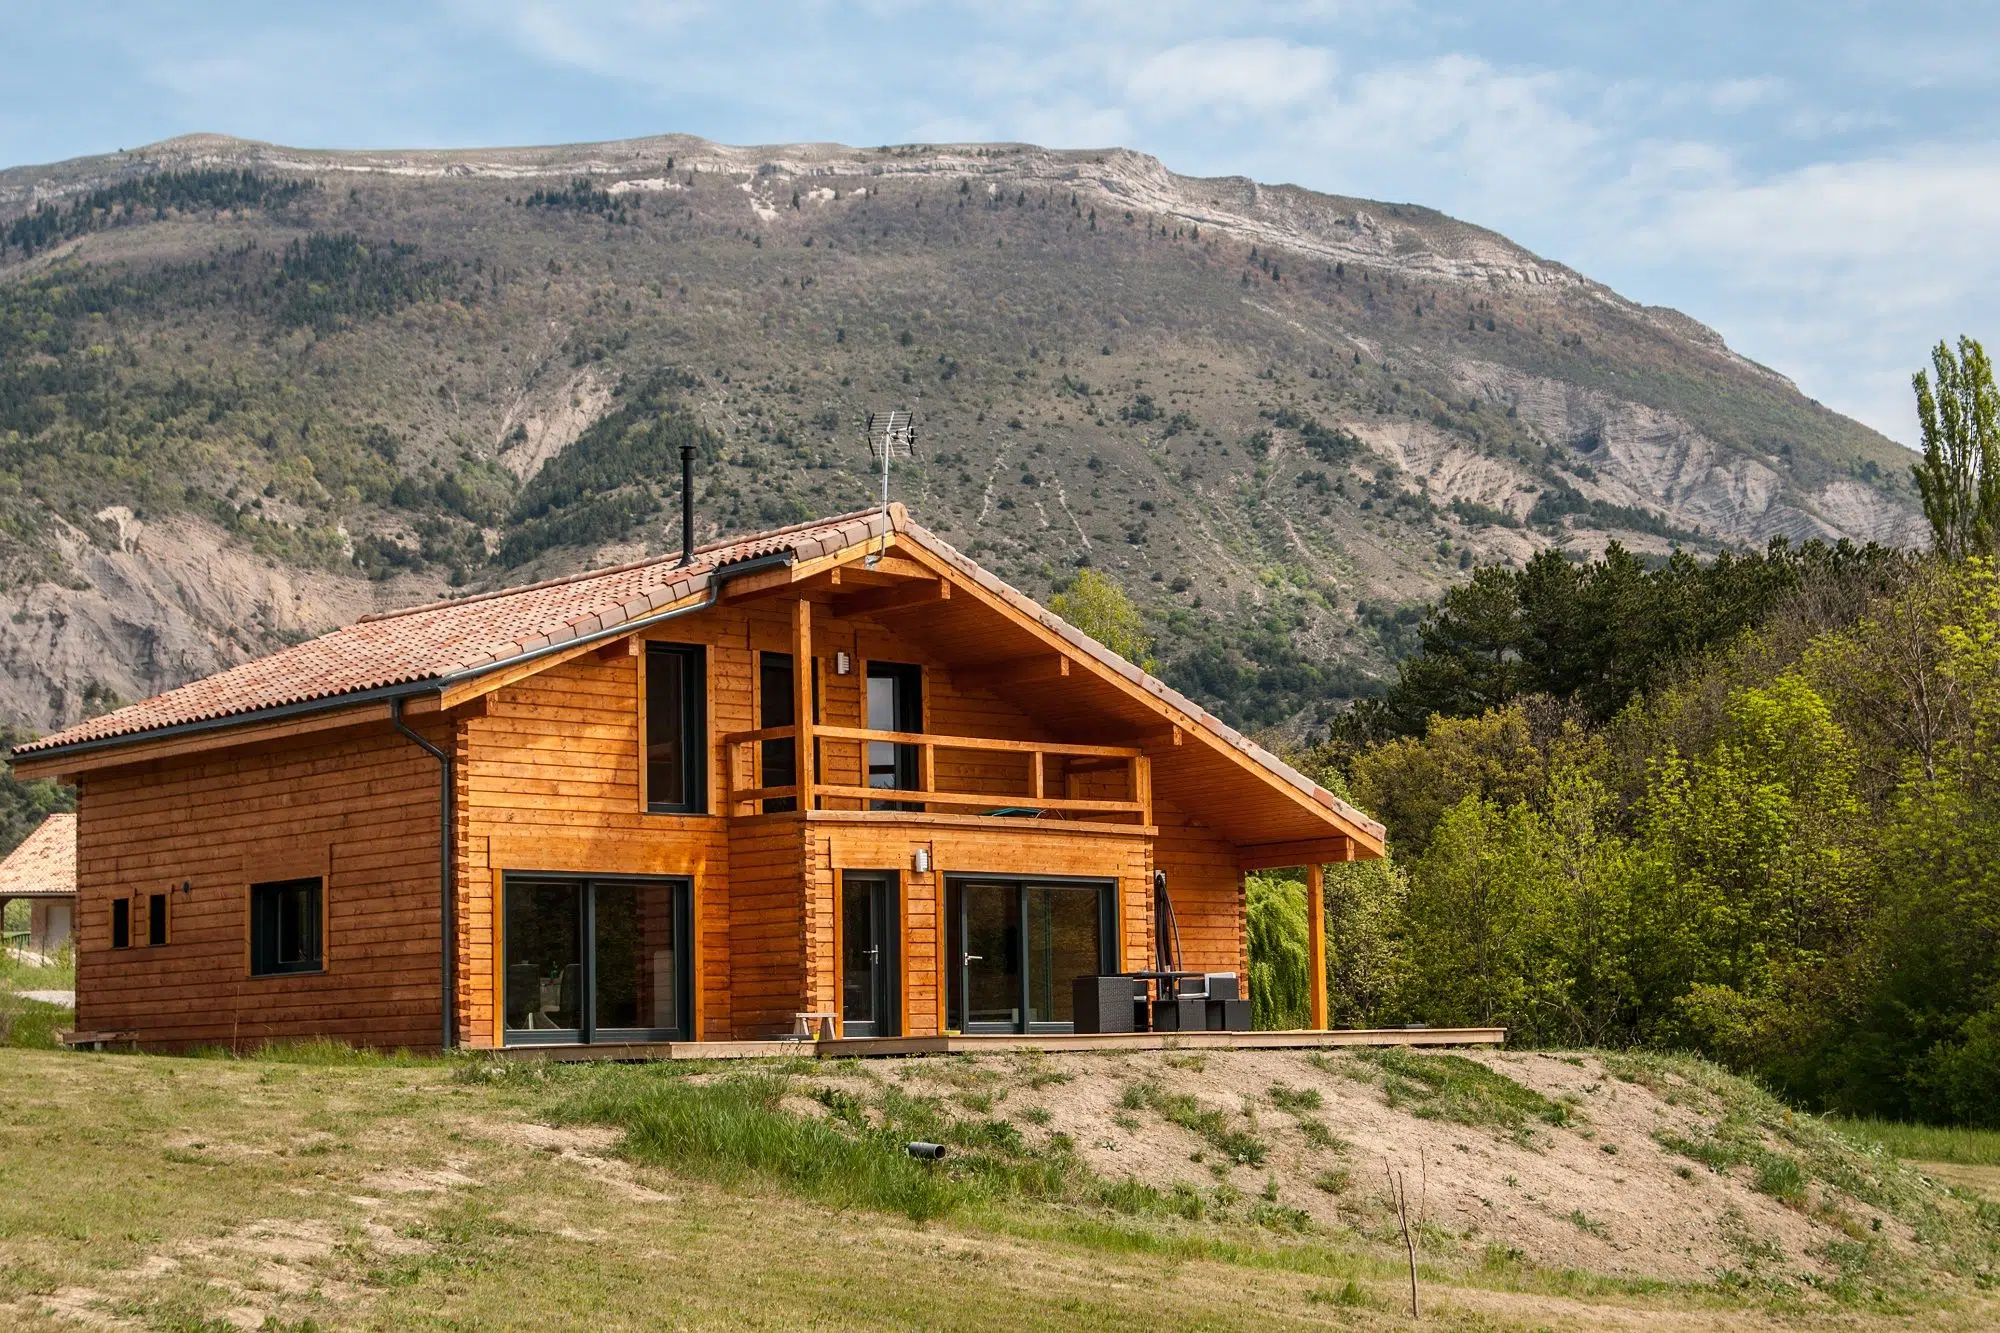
[716,724,1151,821]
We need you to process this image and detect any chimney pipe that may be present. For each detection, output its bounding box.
[678,443,696,566]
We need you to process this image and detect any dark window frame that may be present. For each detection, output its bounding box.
[946,875,1118,1034]
[500,872,694,1046]
[644,642,709,815]
[249,876,324,977]
[865,660,924,810]
[758,651,821,814]
[110,897,131,950]
[147,892,169,947]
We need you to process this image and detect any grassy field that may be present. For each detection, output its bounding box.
[0,947,74,993]
[0,1043,1995,1331]
[1835,1120,2000,1208]
[1837,1120,2000,1169]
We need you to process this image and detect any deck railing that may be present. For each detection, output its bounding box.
[717,724,1151,821]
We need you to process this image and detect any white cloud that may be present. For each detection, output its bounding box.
[1706,76,1782,113]
[1591,148,2000,442]
[1124,37,1336,114]
[452,0,709,81]
[1632,150,2000,275]
[1267,54,1603,217]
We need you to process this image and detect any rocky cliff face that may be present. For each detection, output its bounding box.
[0,134,1923,733]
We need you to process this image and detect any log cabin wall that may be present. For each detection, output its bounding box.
[725,815,807,1036]
[458,594,1179,1042]
[818,816,1151,1035]
[67,589,1252,1052]
[73,718,448,1051]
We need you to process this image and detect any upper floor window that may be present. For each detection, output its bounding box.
[867,661,924,809]
[646,643,707,814]
[111,897,131,949]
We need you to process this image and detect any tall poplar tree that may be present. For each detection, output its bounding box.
[1911,335,2000,561]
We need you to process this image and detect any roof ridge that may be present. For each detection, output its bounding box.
[358,505,888,624]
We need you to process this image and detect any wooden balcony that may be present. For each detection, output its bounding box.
[717,724,1151,823]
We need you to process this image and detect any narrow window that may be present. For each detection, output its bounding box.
[111,897,130,949]
[866,661,924,810]
[759,652,797,813]
[645,643,707,813]
[758,652,820,813]
[148,893,169,947]
[250,877,323,976]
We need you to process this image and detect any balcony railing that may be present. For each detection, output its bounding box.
[717,724,1150,822]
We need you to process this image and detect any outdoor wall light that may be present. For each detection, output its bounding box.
[912,847,932,874]
[834,651,852,675]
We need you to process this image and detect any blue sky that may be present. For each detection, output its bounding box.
[5,2,1997,447]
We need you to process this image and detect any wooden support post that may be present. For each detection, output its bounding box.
[1132,755,1153,827]
[793,598,815,808]
[1306,862,1328,1032]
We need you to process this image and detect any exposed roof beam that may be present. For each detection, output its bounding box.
[1237,836,1357,871]
[830,578,950,618]
[952,653,1068,693]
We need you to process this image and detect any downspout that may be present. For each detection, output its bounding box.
[392,697,455,1052]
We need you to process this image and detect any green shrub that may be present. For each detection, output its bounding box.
[1354,1048,1571,1143]
[559,1072,972,1220]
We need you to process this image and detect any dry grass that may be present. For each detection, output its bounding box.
[0,1046,1993,1331]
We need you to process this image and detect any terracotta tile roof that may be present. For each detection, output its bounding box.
[0,813,76,897]
[15,509,892,756]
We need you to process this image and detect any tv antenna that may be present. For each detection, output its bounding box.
[863,400,918,516]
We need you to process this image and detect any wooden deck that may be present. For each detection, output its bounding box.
[487,1027,1506,1061]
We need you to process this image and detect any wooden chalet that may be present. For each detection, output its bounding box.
[12,505,1387,1053]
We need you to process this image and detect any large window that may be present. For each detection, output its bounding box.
[645,643,707,813]
[502,874,691,1044]
[250,877,323,976]
[947,878,1115,1033]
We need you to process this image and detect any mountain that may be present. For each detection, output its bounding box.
[0,133,1925,737]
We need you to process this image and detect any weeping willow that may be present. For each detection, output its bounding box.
[1246,874,1311,1030]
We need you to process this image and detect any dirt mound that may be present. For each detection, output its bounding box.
[797,1045,1992,1295]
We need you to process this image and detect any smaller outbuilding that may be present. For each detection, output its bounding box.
[0,813,77,957]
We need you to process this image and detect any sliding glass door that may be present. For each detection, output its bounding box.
[503,874,691,1044]
[948,878,1114,1034]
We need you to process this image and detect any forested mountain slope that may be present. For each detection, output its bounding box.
[0,133,1925,735]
